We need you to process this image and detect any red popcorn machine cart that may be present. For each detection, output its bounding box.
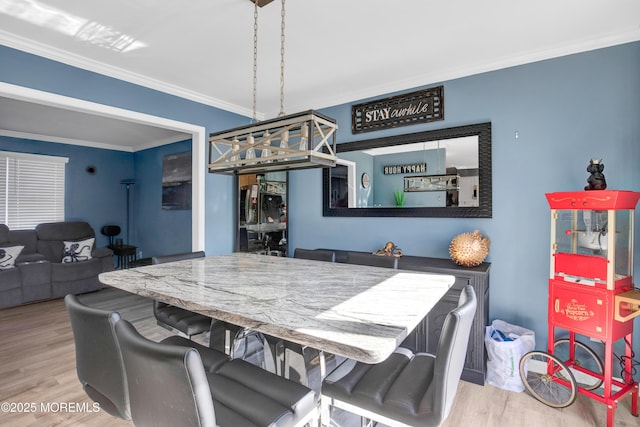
[520,190,639,427]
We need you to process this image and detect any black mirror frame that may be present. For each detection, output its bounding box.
[323,122,492,218]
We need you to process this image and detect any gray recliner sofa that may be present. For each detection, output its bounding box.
[0,221,114,308]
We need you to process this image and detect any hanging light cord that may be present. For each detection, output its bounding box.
[252,1,258,122]
[278,0,286,117]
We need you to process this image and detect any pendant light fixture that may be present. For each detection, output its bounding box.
[208,0,338,175]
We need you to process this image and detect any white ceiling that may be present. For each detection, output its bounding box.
[1,0,639,151]
[0,94,193,150]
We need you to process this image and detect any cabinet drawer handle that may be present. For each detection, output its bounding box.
[554,298,560,313]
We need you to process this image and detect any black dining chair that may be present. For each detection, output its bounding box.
[64,294,132,420]
[64,294,229,422]
[321,285,477,427]
[100,225,121,247]
[345,251,398,269]
[151,251,212,339]
[114,318,318,427]
[293,248,336,262]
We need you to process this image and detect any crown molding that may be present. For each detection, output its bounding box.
[0,129,191,152]
[0,129,133,152]
[0,30,257,119]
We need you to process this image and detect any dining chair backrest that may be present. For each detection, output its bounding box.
[151,250,206,265]
[432,284,477,422]
[320,284,477,427]
[345,251,398,269]
[100,225,121,247]
[293,248,336,262]
[64,294,130,420]
[114,318,216,427]
[151,251,210,338]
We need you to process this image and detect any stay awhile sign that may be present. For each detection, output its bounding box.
[351,86,444,134]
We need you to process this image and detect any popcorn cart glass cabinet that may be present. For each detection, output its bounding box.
[520,190,639,427]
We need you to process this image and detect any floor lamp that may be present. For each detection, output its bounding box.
[121,179,136,245]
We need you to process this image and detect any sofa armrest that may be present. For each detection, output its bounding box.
[16,252,48,264]
[92,246,115,272]
[92,246,114,259]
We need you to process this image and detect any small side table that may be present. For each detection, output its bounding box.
[108,244,137,269]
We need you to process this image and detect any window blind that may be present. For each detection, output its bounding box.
[0,151,68,230]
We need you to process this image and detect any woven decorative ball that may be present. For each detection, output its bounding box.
[449,230,490,267]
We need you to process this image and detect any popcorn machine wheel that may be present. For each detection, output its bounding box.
[520,191,640,427]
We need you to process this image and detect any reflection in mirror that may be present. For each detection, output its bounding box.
[330,159,357,208]
[238,172,288,256]
[331,137,478,208]
[323,122,491,218]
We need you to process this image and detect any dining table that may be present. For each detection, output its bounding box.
[98,252,455,364]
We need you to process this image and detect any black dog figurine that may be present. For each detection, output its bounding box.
[585,159,607,191]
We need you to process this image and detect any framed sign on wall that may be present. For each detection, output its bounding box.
[351,86,444,134]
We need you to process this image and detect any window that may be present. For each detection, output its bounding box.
[0,151,68,230]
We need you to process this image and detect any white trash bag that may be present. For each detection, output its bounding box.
[484,319,535,392]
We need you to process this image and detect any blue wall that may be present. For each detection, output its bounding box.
[2,41,639,355]
[290,41,640,353]
[134,140,193,258]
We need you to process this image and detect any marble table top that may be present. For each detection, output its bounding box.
[99,253,454,363]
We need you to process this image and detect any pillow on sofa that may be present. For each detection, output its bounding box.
[0,245,24,270]
[62,238,94,263]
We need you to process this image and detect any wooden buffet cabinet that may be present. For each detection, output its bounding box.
[329,250,490,385]
[397,255,490,385]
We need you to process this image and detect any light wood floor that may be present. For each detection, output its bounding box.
[0,288,637,427]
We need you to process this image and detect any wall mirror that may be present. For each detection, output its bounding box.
[323,122,491,218]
